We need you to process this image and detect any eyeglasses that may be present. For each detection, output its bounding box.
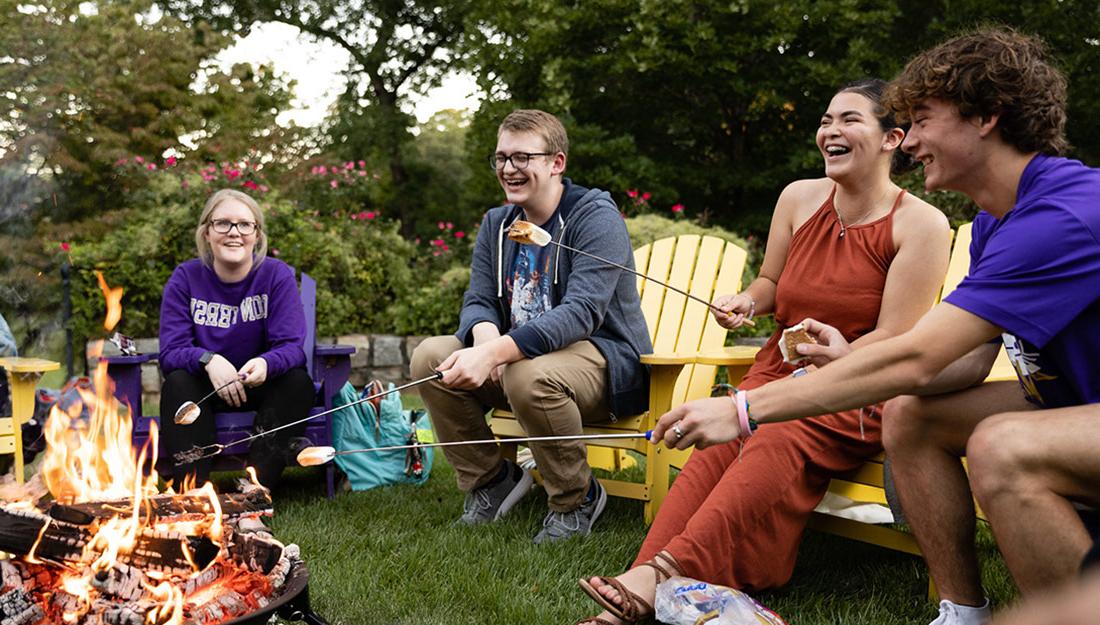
[208,219,258,235]
[489,152,553,171]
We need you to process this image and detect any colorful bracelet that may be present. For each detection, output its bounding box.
[728,389,758,438]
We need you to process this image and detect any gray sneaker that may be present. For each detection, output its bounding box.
[457,460,534,525]
[533,479,607,544]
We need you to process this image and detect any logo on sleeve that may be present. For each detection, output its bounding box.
[1002,333,1056,405]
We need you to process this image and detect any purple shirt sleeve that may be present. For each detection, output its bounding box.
[944,202,1100,348]
[257,263,307,378]
[159,266,206,376]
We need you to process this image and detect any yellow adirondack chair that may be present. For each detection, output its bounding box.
[0,357,60,483]
[490,234,756,523]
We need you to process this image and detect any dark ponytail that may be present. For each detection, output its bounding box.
[838,79,917,175]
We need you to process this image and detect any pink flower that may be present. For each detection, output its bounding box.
[358,211,368,220]
[344,161,354,170]
[642,192,651,201]
[259,185,269,193]
[243,180,259,190]
[330,166,339,174]
[165,156,177,167]
[438,221,446,230]
[358,160,366,168]
[454,230,465,238]
[350,213,358,220]
[115,158,128,166]
[225,169,241,180]
[626,189,638,198]
[442,243,449,252]
[146,163,156,170]
[446,222,454,229]
[358,170,366,176]
[60,242,71,252]
[134,156,145,164]
[365,211,376,220]
[330,179,339,189]
[271,248,281,257]
[671,203,684,213]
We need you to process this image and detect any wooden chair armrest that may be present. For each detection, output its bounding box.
[691,345,760,366]
[640,352,703,365]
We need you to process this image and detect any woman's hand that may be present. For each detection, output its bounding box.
[711,293,755,329]
[205,354,247,407]
[652,396,742,450]
[238,357,268,387]
[795,317,852,367]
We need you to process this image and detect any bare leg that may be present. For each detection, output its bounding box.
[882,381,1034,605]
[968,404,1100,593]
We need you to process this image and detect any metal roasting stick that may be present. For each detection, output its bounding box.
[173,374,247,425]
[173,372,445,466]
[332,431,653,456]
[523,230,755,327]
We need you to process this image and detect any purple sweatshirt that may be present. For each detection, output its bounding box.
[159,258,306,378]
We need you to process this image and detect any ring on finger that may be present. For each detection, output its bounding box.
[672,423,685,440]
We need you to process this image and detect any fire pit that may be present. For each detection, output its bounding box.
[0,273,330,625]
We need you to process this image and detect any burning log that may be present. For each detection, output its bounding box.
[48,490,273,525]
[0,506,219,573]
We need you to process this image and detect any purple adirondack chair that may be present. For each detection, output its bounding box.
[103,272,354,498]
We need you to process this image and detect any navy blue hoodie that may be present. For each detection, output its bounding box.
[456,179,651,417]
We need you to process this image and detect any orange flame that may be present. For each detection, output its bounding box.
[95,271,123,332]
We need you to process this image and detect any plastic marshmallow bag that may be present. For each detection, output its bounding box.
[655,577,787,625]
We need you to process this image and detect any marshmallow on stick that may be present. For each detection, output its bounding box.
[506,220,754,326]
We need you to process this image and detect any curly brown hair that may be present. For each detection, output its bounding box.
[885,27,1068,155]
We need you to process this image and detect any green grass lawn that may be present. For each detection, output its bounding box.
[261,456,1017,625]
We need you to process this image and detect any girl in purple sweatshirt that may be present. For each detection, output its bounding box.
[159,189,313,489]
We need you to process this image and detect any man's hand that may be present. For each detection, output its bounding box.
[437,344,500,390]
[795,317,852,368]
[205,354,247,407]
[652,396,742,450]
[238,357,268,387]
[711,293,754,330]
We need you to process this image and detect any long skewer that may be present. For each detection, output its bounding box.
[508,221,754,326]
[296,431,654,466]
[173,372,444,465]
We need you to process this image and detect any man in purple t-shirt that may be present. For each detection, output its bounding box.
[652,28,1099,625]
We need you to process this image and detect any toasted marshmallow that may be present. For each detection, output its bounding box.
[507,220,552,247]
[296,446,337,467]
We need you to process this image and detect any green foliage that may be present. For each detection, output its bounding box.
[464,0,1100,237]
[65,173,417,344]
[625,213,747,250]
[0,0,298,221]
[391,265,470,337]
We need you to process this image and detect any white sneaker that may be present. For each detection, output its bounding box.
[929,598,991,625]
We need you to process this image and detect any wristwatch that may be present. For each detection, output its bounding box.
[198,351,215,367]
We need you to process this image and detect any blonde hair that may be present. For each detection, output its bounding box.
[498,109,569,158]
[195,189,267,267]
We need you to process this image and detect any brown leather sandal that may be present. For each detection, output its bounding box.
[577,551,682,623]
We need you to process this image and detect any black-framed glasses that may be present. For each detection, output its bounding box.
[489,152,553,171]
[209,219,258,235]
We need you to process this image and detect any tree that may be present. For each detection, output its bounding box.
[464,0,1100,234]
[158,0,476,233]
[0,0,298,221]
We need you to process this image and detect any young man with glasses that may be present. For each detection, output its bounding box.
[411,109,652,543]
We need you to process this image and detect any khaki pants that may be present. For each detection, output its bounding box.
[410,335,612,511]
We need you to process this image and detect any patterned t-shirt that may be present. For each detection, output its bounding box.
[508,243,554,328]
[944,155,1100,408]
